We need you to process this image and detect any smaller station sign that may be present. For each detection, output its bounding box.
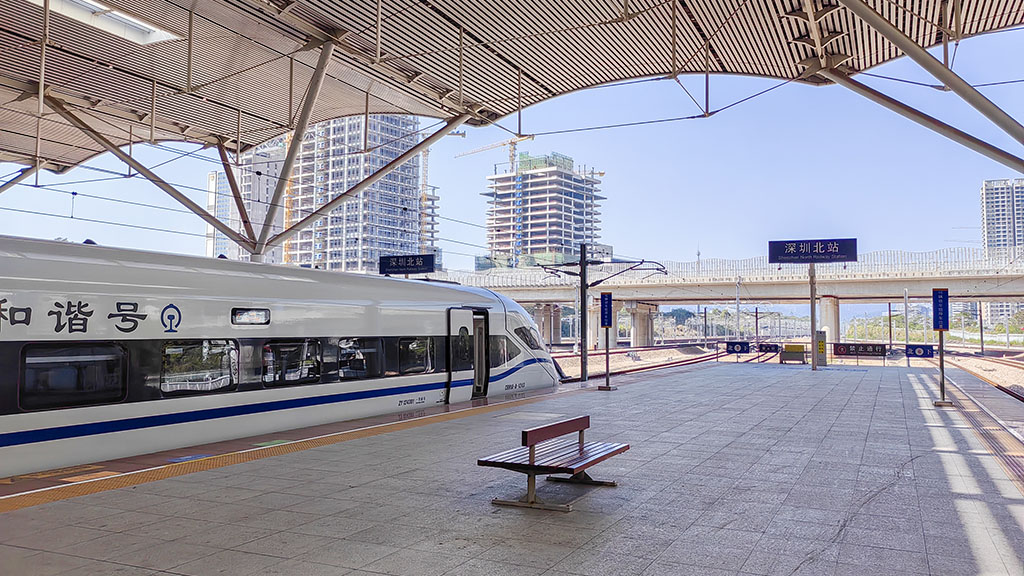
[906,345,935,358]
[768,238,857,263]
[932,288,949,331]
[600,293,613,328]
[725,341,750,354]
[833,343,887,357]
[379,254,435,275]
[758,343,780,353]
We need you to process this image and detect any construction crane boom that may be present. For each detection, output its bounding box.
[454,135,534,172]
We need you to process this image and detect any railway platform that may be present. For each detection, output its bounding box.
[2,362,1023,576]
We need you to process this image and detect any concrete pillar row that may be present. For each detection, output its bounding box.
[820,296,841,344]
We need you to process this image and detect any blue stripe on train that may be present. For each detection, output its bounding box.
[0,358,547,448]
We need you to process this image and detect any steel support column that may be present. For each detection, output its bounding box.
[820,70,1024,174]
[216,141,256,241]
[45,95,255,252]
[267,113,472,249]
[836,0,1024,147]
[0,166,39,194]
[253,41,335,256]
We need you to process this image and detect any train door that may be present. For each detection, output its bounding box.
[447,308,488,404]
[471,311,488,398]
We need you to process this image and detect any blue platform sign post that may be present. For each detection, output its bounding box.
[379,254,435,276]
[599,293,615,391]
[769,238,858,372]
[933,288,952,407]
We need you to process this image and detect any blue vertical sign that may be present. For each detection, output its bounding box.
[932,288,949,331]
[600,292,613,328]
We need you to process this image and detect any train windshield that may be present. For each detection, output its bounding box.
[505,305,545,351]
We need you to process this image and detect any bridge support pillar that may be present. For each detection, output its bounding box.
[550,305,562,345]
[821,296,841,344]
[626,302,656,347]
[533,305,550,347]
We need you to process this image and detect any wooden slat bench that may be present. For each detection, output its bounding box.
[478,416,629,512]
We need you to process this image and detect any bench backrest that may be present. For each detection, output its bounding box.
[522,416,589,446]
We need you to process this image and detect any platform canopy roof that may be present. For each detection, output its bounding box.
[1,0,1022,173]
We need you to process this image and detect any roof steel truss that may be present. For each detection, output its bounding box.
[1,0,1022,255]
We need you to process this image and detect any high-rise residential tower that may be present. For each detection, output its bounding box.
[206,115,436,272]
[481,151,604,269]
[980,178,1024,322]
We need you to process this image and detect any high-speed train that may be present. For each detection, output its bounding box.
[0,236,559,477]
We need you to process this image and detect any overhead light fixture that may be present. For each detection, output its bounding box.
[26,0,180,45]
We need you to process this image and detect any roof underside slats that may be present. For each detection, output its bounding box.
[0,0,1021,172]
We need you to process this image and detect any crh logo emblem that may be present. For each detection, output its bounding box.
[161,304,182,333]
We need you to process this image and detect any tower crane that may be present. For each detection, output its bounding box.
[454,134,534,173]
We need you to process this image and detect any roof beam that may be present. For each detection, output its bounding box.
[267,113,472,250]
[44,94,258,252]
[216,141,256,242]
[254,40,335,257]
[820,69,1024,174]
[836,0,1024,148]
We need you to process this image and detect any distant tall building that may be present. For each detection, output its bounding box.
[206,115,437,272]
[205,172,233,259]
[980,178,1024,322]
[481,151,604,269]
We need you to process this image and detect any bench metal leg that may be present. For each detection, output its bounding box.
[492,473,573,512]
[546,471,617,487]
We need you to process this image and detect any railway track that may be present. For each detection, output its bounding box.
[550,341,721,360]
[558,348,779,383]
[936,354,1024,403]
[558,350,727,382]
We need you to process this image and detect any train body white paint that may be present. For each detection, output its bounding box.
[0,236,558,477]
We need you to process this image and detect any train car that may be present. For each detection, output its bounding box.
[0,236,558,477]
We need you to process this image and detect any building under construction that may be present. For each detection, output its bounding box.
[480,151,604,270]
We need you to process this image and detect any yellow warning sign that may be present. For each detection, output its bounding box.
[818,342,825,354]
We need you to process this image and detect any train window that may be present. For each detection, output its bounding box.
[263,339,322,386]
[338,338,382,380]
[161,340,237,394]
[20,344,126,410]
[513,326,544,351]
[489,336,522,368]
[398,337,433,375]
[451,327,474,372]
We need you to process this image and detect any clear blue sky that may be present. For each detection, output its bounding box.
[1,31,1022,273]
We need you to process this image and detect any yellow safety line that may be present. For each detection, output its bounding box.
[0,391,575,513]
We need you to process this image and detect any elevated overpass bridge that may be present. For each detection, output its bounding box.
[431,247,1024,345]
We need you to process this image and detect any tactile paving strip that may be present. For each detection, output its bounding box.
[0,392,564,513]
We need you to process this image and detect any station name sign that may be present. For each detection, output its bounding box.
[768,238,857,263]
[379,254,435,275]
